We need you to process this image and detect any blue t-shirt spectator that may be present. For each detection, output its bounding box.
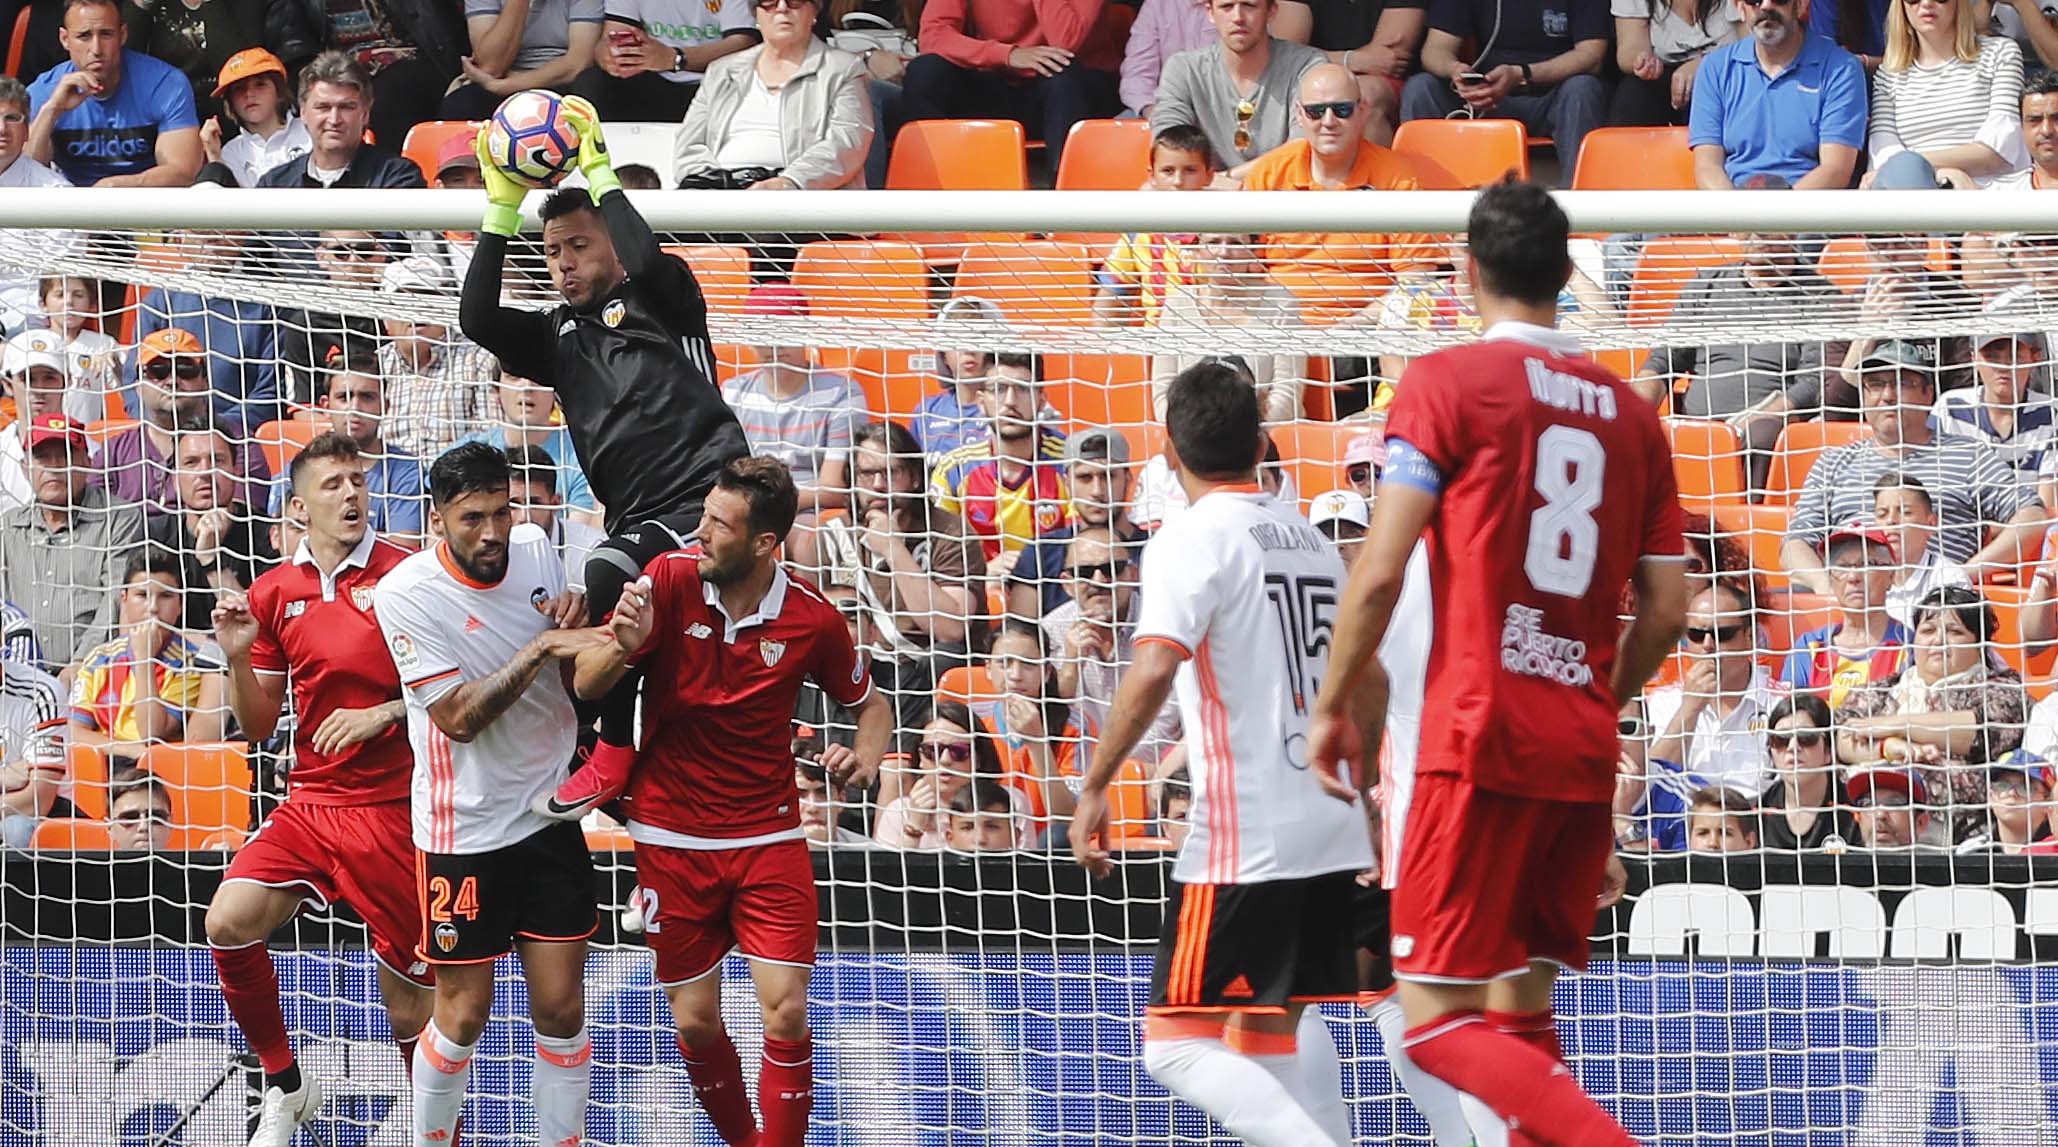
[267,452,426,537]
[912,390,987,462]
[132,287,280,420]
[1689,32,1867,185]
[28,49,198,185]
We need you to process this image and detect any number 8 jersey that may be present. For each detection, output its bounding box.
[1134,484,1373,886]
[1384,322,1686,805]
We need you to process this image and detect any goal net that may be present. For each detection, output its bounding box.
[2,187,2057,1147]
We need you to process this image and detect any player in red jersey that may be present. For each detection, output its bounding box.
[203,433,434,1147]
[573,456,891,1147]
[1309,181,1691,1147]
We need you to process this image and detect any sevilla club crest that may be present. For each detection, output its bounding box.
[759,639,787,668]
[350,585,376,611]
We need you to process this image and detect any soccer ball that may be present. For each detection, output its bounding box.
[485,89,579,188]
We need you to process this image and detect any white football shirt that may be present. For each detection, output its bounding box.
[1135,485,1374,885]
[1375,544,1431,890]
[374,524,579,855]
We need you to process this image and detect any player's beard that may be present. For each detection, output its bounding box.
[452,540,509,584]
[697,547,747,586]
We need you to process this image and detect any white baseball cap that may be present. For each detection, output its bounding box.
[380,254,450,296]
[1308,489,1370,531]
[4,328,66,377]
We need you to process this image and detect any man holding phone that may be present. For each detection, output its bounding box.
[1395,0,1609,175]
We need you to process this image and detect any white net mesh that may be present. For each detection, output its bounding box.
[2,191,2057,1146]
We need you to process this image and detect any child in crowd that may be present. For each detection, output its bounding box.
[1094,125,1215,329]
[911,295,1007,462]
[202,48,310,189]
[944,780,1020,853]
[1873,473,1970,629]
[37,276,117,424]
[1686,787,1761,854]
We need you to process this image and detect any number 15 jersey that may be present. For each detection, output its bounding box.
[1134,485,1372,886]
[1384,321,1685,806]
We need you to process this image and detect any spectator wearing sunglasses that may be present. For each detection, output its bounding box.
[872,700,1011,850]
[1151,0,1325,180]
[1780,523,1911,707]
[1009,428,1146,620]
[1965,748,2055,853]
[1043,526,1181,766]
[1837,584,2027,844]
[1239,62,1438,324]
[1756,692,1861,851]
[105,765,173,851]
[1398,0,1610,175]
[1642,580,1784,796]
[1847,765,1945,850]
[100,328,270,512]
[1689,0,1867,188]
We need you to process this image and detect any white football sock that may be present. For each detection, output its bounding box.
[1292,1007,1353,1144]
[1144,1035,1342,1147]
[411,1020,476,1147]
[535,1029,592,1147]
[1373,996,1499,1147]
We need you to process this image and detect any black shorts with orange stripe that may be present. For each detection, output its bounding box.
[1148,871,1359,1011]
[417,821,597,965]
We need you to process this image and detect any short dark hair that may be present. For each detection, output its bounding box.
[1165,360,1261,479]
[615,163,662,189]
[926,700,1004,777]
[852,420,924,482]
[2026,70,2058,103]
[540,188,600,225]
[298,49,371,105]
[1466,178,1572,305]
[62,0,121,25]
[1150,125,1217,169]
[1873,470,1935,512]
[429,440,512,506]
[108,765,168,809]
[503,444,559,497]
[1689,785,1757,818]
[717,456,800,542]
[289,432,360,494]
[992,351,1042,383]
[124,547,183,587]
[1914,583,1998,645]
[950,777,1014,817]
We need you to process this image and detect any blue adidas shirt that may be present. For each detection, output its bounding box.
[28,50,198,186]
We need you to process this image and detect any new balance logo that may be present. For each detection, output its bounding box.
[284,600,307,618]
[465,616,485,633]
[1222,974,1254,1000]
[685,623,713,639]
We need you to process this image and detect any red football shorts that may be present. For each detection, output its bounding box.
[634,837,817,985]
[1390,774,1613,983]
[222,799,433,986]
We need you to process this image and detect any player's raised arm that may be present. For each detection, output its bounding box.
[213,590,288,741]
[459,132,559,376]
[559,97,695,299]
[575,573,656,699]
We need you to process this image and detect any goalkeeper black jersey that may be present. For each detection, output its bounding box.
[459,190,749,534]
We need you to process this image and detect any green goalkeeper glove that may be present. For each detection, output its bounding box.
[560,95,621,202]
[475,130,528,238]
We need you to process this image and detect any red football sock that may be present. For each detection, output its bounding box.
[397,1034,418,1081]
[759,1035,814,1147]
[587,740,637,787]
[1403,1011,1636,1147]
[212,942,295,1075]
[1487,1008,1564,1063]
[678,1032,758,1145]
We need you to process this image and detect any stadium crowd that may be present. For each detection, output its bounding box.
[2,0,2058,866]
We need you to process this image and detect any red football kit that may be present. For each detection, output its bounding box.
[223,532,427,982]
[625,550,873,983]
[1381,322,1684,981]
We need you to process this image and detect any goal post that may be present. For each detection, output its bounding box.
[0,188,2055,1147]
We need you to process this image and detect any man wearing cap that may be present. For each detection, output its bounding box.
[0,329,88,512]
[1043,525,1182,766]
[930,352,1071,569]
[427,131,486,285]
[101,327,269,510]
[203,48,309,188]
[814,419,982,730]
[1972,749,2056,853]
[375,255,495,461]
[1935,323,2054,487]
[1688,0,1865,190]
[1847,766,1943,851]
[1780,522,1911,707]
[719,284,865,521]
[254,51,424,189]
[1008,427,1147,619]
[1308,487,1369,568]
[912,297,1006,464]
[0,414,144,671]
[27,0,202,187]
[1783,337,2044,594]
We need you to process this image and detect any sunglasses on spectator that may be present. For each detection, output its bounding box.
[1346,464,1373,484]
[1683,623,1748,645]
[1300,100,1358,121]
[144,360,204,381]
[754,0,812,8]
[318,239,383,260]
[1233,99,1256,152]
[1853,792,1911,809]
[1737,0,1793,7]
[1766,729,1826,750]
[1068,560,1132,582]
[1992,776,2034,798]
[918,743,971,764]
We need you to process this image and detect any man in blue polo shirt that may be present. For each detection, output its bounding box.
[1689,0,1866,190]
[27,0,200,186]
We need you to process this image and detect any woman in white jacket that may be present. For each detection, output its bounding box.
[673,0,875,190]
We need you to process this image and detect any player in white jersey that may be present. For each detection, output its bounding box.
[1074,362,1371,1147]
[372,443,607,1147]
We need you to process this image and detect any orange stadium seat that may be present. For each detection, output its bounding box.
[1055,119,1152,191]
[887,120,1029,191]
[1817,236,1877,294]
[1758,592,1839,658]
[665,244,751,313]
[4,7,28,78]
[1707,501,1791,588]
[791,239,932,318]
[1104,759,1158,840]
[141,742,254,851]
[1273,420,1364,503]
[1572,127,1694,191]
[1764,422,1873,505]
[953,240,1095,325]
[32,818,113,849]
[1628,236,1743,325]
[1043,353,1153,431]
[67,742,110,820]
[401,120,483,183]
[84,418,138,446]
[256,418,321,476]
[1667,420,1747,505]
[1392,119,1528,186]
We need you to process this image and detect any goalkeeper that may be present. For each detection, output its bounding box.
[460,98,749,819]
